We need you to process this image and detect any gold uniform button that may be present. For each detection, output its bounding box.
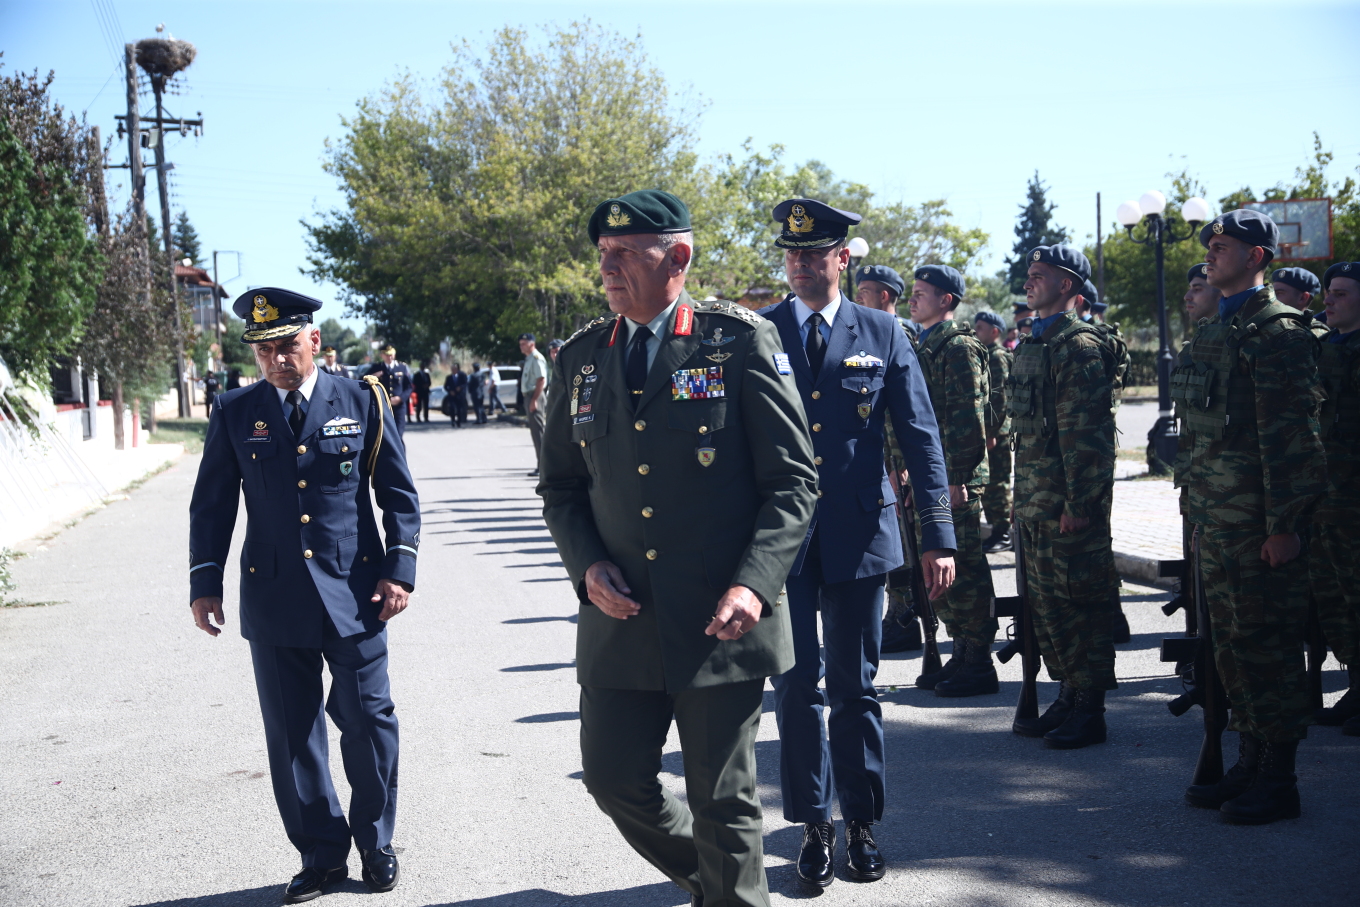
[642,507,654,518]
[634,420,646,431]
[303,549,313,559]
[579,439,586,448]
[638,464,650,475]
[861,387,869,395]
[812,423,822,432]
[817,490,824,498]
[341,445,349,453]
[698,425,708,434]
[814,456,823,466]
[363,556,369,563]
[645,549,658,560]
[251,453,257,460]
[878,498,885,506]
[811,390,821,400]
[300,514,311,524]
[297,480,307,489]
[249,567,256,573]
[297,445,307,455]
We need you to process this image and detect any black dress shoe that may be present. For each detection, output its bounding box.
[360,846,400,893]
[284,865,347,903]
[796,821,834,887]
[844,820,885,881]
[983,528,1011,553]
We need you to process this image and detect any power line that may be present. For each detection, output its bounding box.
[87,0,125,69]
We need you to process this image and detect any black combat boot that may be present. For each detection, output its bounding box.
[935,638,1000,697]
[881,613,922,654]
[983,527,1012,554]
[1013,683,1074,737]
[1219,739,1301,824]
[1043,689,1107,749]
[1185,733,1260,808]
[1111,604,1131,644]
[1315,665,1360,726]
[916,639,965,690]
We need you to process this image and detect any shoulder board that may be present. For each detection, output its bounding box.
[562,315,614,348]
[694,299,763,326]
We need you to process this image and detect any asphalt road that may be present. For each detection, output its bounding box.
[1,418,1356,907]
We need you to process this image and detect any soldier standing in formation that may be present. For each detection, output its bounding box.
[367,345,413,437]
[317,344,345,376]
[1185,262,1221,324]
[538,190,819,907]
[1310,261,1360,734]
[973,310,1013,554]
[1007,244,1119,750]
[1174,211,1325,824]
[760,199,955,887]
[1270,266,1324,330]
[906,264,999,698]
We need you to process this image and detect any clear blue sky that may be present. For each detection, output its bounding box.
[4,0,1359,331]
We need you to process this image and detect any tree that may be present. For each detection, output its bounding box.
[0,65,102,383]
[1004,171,1069,294]
[172,210,201,265]
[316,316,366,366]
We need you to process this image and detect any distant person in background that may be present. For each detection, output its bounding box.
[1184,263,1221,325]
[468,362,487,424]
[444,362,467,427]
[202,370,220,419]
[487,364,507,414]
[318,345,345,376]
[1272,267,1328,339]
[367,346,414,437]
[1004,326,1019,350]
[412,359,433,423]
[518,333,549,477]
[546,339,563,390]
[226,367,243,390]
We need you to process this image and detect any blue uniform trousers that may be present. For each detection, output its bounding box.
[772,532,886,824]
[249,616,399,867]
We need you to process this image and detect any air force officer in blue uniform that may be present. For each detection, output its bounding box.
[189,288,420,903]
[760,200,956,887]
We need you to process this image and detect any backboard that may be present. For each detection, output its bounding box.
[1242,198,1332,261]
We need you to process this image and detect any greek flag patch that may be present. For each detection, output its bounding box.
[773,353,792,375]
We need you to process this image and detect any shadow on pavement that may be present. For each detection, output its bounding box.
[427,880,689,906]
[133,885,290,907]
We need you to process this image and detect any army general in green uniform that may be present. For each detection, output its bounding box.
[538,190,818,907]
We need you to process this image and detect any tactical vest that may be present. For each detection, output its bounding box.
[918,320,988,428]
[1318,334,1360,442]
[1006,316,1103,437]
[1170,301,1303,443]
[1095,322,1130,395]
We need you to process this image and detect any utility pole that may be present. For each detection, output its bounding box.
[123,44,144,225]
[1096,192,1105,302]
[148,69,193,418]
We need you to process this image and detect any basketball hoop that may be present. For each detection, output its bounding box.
[1243,198,1332,261]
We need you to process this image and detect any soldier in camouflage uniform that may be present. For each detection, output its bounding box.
[1007,244,1119,750]
[1271,267,1327,338]
[1175,211,1326,825]
[1310,262,1360,733]
[974,310,1014,554]
[1185,263,1221,324]
[905,265,997,696]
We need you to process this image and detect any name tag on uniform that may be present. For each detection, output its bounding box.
[672,367,725,400]
[573,414,595,425]
[843,353,884,368]
[246,420,270,442]
[321,417,362,437]
[773,353,792,375]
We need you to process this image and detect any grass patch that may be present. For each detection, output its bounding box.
[147,417,209,454]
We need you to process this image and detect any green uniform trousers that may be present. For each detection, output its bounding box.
[981,437,1012,534]
[925,497,996,645]
[1018,518,1118,691]
[1199,524,1312,741]
[1309,520,1360,667]
[580,680,769,907]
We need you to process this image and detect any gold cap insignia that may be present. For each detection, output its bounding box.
[787,204,814,234]
[1212,222,1224,234]
[605,203,631,229]
[255,421,267,430]
[251,295,280,324]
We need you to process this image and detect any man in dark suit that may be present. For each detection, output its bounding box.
[760,199,956,887]
[539,190,818,907]
[189,288,420,903]
[367,345,413,436]
[468,363,487,424]
[412,359,433,422]
[444,362,468,427]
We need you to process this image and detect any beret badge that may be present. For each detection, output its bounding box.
[605,203,631,229]
[251,295,279,324]
[1032,250,1041,261]
[787,204,815,234]
[1212,222,1224,235]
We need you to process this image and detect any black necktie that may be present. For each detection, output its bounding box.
[626,326,653,404]
[286,390,305,437]
[806,313,826,377]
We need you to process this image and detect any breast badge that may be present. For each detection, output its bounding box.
[843,353,884,368]
[701,328,734,346]
[697,447,716,467]
[340,461,353,476]
[858,401,872,420]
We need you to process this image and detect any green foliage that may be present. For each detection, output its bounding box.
[316,316,368,365]
[0,67,102,383]
[0,547,17,604]
[146,417,208,454]
[172,210,201,264]
[1005,171,1069,294]
[967,271,1026,317]
[218,314,257,374]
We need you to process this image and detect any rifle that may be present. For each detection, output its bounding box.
[1158,525,1227,786]
[886,456,941,676]
[992,529,1038,724]
[1305,597,1327,711]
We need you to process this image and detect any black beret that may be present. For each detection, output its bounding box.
[1271,267,1321,296]
[772,198,862,249]
[548,338,564,349]
[1187,262,1210,284]
[1199,209,1279,256]
[974,310,1006,331]
[232,287,322,344]
[1026,244,1092,284]
[855,264,904,297]
[588,189,691,246]
[1324,261,1360,289]
[913,264,966,302]
[1081,279,1108,314]
[518,332,536,342]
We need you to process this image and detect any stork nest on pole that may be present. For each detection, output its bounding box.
[134,38,197,77]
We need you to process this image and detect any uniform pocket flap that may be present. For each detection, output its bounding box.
[243,541,277,579]
[840,375,885,394]
[571,412,609,441]
[858,480,892,512]
[668,400,728,433]
[316,437,361,455]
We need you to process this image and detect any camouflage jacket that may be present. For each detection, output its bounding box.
[915,319,989,488]
[1093,320,1130,405]
[1313,327,1360,523]
[1006,310,1116,522]
[984,342,1012,438]
[1171,287,1325,535]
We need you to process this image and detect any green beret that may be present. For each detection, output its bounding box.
[588,189,691,246]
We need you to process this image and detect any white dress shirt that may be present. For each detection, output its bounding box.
[275,364,320,419]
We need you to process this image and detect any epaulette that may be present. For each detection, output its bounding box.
[562,315,615,348]
[694,299,763,326]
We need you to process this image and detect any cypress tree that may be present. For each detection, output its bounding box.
[1005,171,1069,294]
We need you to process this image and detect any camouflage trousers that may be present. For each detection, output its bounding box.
[1018,518,1118,691]
[981,437,1012,534]
[921,497,996,645]
[1199,523,1311,742]
[1309,520,1360,666]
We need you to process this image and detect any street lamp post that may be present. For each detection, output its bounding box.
[846,236,870,301]
[1116,191,1211,474]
